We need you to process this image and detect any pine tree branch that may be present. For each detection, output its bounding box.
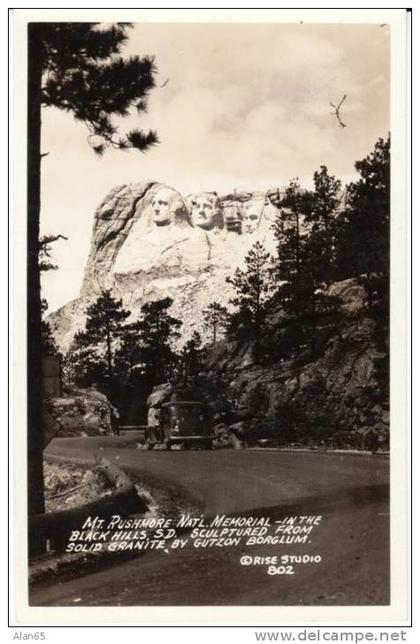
[39,234,68,248]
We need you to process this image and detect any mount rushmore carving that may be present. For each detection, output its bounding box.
[82,182,278,294]
[50,182,281,351]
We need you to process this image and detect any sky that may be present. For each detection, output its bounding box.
[40,22,390,312]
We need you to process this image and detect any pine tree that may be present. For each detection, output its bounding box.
[272,178,306,287]
[179,331,206,387]
[133,298,182,385]
[62,347,109,390]
[227,241,274,361]
[40,319,58,355]
[39,234,67,272]
[272,175,341,356]
[40,299,59,355]
[203,302,229,345]
[72,290,131,380]
[27,23,158,516]
[303,165,342,286]
[272,178,309,349]
[301,167,343,352]
[40,240,65,354]
[65,298,182,422]
[335,135,390,324]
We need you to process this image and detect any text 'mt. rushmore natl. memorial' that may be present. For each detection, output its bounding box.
[49,182,281,351]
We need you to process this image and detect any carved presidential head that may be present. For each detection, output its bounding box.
[186,192,223,231]
[150,186,190,228]
[222,200,243,234]
[242,199,265,234]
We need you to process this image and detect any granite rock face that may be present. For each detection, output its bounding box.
[81,181,159,297]
[206,315,389,449]
[48,182,280,352]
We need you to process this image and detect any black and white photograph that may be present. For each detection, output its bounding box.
[10,7,410,626]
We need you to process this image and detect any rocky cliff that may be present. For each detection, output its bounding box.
[48,182,279,352]
[203,280,389,450]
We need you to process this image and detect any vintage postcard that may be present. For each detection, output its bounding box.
[10,8,410,626]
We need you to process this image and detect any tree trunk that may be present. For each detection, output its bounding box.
[27,24,45,521]
[106,326,112,380]
[254,273,261,363]
[310,283,316,357]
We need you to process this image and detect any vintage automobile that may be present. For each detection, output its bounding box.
[144,400,214,450]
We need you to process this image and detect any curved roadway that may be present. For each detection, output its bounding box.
[31,437,389,606]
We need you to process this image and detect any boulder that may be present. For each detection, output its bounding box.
[43,387,118,446]
[147,383,173,409]
[146,383,174,427]
[328,278,366,315]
